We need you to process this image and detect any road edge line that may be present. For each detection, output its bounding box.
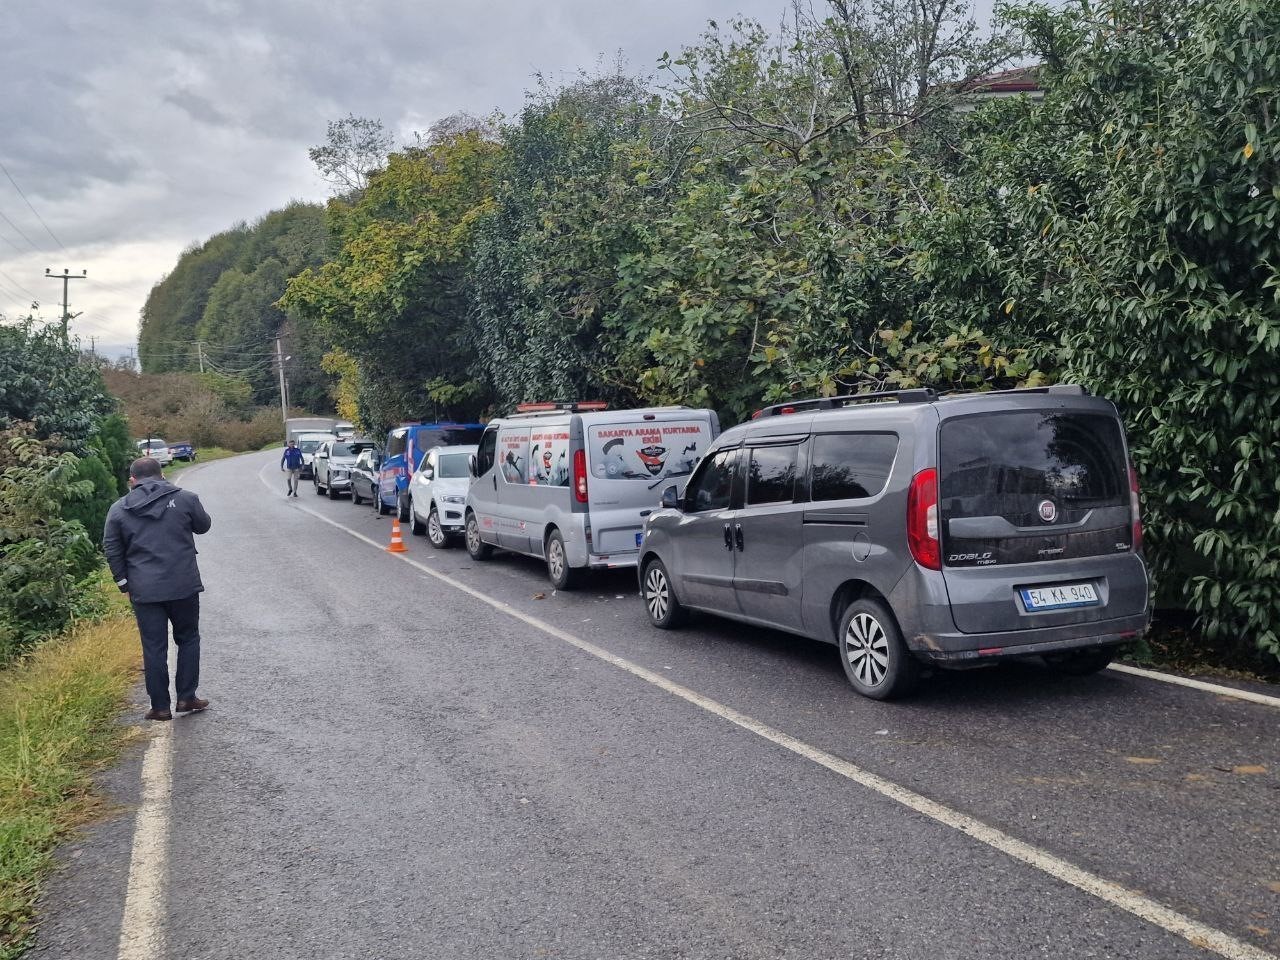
[114,726,172,960]
[1107,663,1280,709]
[259,462,1277,960]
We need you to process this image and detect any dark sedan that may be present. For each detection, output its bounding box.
[349,446,384,510]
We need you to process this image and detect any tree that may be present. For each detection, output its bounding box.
[308,115,394,195]
[0,318,114,451]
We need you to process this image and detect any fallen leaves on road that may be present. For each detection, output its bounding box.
[1232,764,1268,775]
[1125,756,1161,765]
[532,592,545,600]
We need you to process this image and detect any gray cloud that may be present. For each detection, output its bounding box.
[0,0,998,357]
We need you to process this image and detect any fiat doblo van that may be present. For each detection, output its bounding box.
[638,386,1149,699]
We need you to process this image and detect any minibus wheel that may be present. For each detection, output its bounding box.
[465,512,493,560]
[545,530,582,590]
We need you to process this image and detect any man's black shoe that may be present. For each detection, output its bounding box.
[175,697,209,713]
[145,708,172,721]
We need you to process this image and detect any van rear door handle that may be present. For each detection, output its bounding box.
[734,523,744,552]
[723,522,734,551]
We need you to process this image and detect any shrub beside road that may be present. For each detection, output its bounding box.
[0,580,137,960]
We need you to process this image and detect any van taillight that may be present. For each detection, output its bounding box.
[907,468,941,570]
[574,449,588,503]
[1129,464,1143,552]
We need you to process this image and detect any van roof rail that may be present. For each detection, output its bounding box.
[514,401,610,415]
[752,388,937,419]
[937,384,1089,399]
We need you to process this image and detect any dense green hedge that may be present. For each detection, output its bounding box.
[282,0,1278,665]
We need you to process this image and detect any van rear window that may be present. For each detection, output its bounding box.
[588,420,710,484]
[940,412,1127,524]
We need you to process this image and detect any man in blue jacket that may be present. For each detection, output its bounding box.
[281,440,303,497]
[104,458,213,721]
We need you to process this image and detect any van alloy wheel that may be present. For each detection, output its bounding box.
[845,613,890,688]
[642,558,686,628]
[545,530,581,589]
[465,513,493,560]
[837,599,919,700]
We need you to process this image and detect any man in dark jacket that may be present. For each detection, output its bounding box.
[104,458,213,721]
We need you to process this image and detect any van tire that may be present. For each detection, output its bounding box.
[837,599,919,700]
[351,485,364,505]
[545,530,582,590]
[375,493,390,517]
[642,558,687,628]
[465,512,493,560]
[1044,646,1116,676]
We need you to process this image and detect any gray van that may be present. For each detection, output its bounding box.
[638,386,1149,699]
[466,403,720,588]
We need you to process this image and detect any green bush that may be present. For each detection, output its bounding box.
[0,434,98,664]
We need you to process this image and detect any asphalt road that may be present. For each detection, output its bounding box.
[32,450,1280,960]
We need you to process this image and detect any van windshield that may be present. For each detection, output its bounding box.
[940,411,1127,525]
[299,439,323,453]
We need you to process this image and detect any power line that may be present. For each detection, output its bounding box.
[0,204,38,250]
[0,160,65,251]
[0,266,39,302]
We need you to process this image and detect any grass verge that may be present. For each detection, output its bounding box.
[0,606,139,959]
[163,446,238,479]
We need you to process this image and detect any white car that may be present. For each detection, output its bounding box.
[408,444,477,547]
[135,438,174,466]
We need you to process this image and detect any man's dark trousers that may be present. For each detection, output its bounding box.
[133,594,201,711]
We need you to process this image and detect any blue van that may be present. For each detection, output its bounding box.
[378,422,486,519]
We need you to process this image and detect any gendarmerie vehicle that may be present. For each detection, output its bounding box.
[466,402,720,589]
[638,386,1149,699]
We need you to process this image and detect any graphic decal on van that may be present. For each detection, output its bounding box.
[498,428,529,484]
[588,422,710,487]
[530,428,570,487]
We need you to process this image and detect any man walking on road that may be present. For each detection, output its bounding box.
[103,457,213,721]
[281,440,303,497]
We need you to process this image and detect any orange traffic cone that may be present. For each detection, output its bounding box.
[386,515,408,553]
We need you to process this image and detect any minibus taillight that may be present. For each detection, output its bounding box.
[907,468,941,570]
[574,449,588,503]
[1129,464,1143,552]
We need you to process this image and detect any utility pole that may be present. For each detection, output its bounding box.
[274,337,290,434]
[196,340,205,373]
[45,267,87,341]
[88,336,97,356]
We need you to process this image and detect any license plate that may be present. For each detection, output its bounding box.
[635,531,644,548]
[1020,582,1099,611]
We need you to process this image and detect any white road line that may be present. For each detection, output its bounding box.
[115,726,172,960]
[1108,662,1280,709]
[254,461,1278,960]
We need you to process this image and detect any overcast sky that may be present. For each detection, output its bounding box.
[0,0,995,359]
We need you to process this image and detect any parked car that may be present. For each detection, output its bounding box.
[168,441,197,462]
[408,445,477,546]
[313,439,365,499]
[349,446,383,508]
[294,432,332,480]
[332,421,356,438]
[466,402,719,589]
[377,422,486,520]
[135,438,174,466]
[637,385,1150,700]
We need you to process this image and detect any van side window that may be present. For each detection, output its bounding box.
[476,429,498,476]
[811,433,898,501]
[746,444,799,506]
[498,428,530,484]
[685,449,735,512]
[386,431,407,458]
